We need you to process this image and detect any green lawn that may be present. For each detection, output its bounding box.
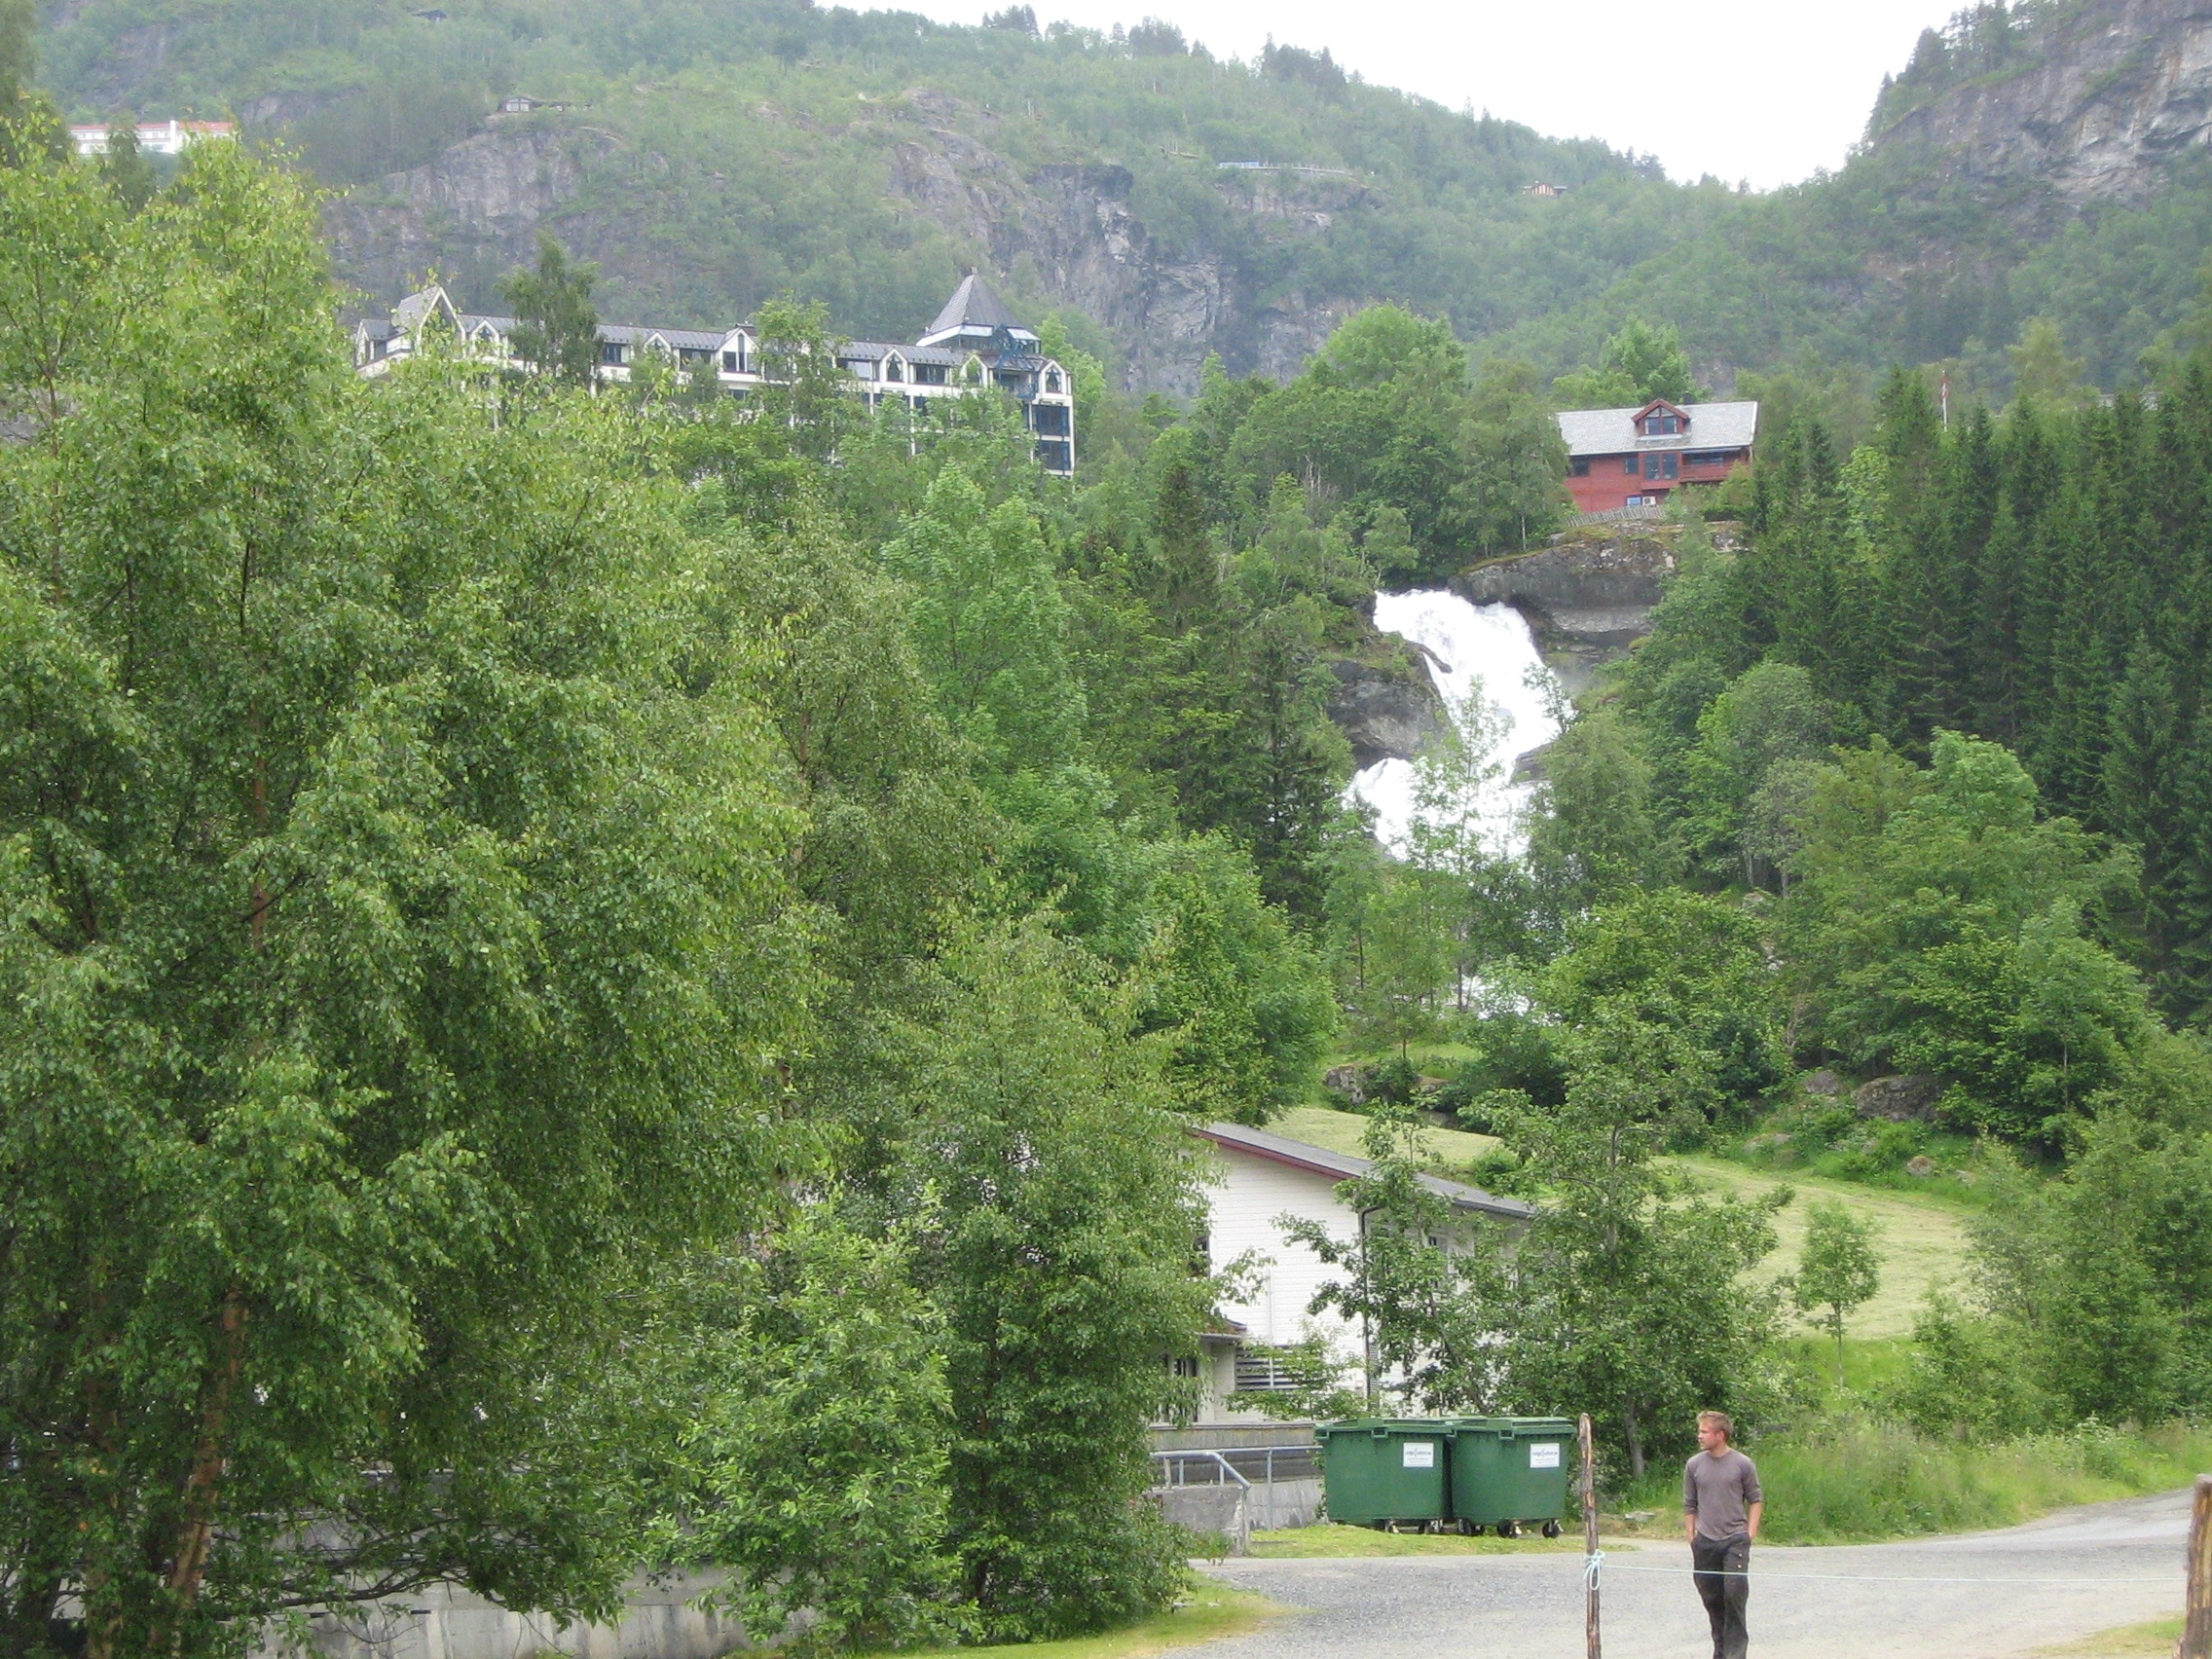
[2039,1617,2185,1656]
[896,1585,1280,1659]
[1271,1105,1499,1168]
[1666,1156,1975,1339]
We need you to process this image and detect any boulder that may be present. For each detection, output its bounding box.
[1801,1069,1843,1097]
[1322,1062,1370,1105]
[1905,1156,1938,1177]
[1854,1074,1944,1123]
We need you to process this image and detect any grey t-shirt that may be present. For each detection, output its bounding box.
[1683,1448,1762,1541]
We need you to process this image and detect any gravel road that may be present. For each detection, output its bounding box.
[1200,1489,2192,1658]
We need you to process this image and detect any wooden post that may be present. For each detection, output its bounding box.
[1582,1413,1601,1659]
[2182,1475,2212,1659]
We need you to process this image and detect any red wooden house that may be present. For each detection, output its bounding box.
[1557,397,1758,514]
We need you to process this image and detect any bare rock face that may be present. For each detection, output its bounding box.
[1873,0,2212,215]
[1853,1074,1946,1123]
[1327,653,1452,770]
[1801,1069,1845,1098]
[1452,531,1678,695]
[325,128,621,305]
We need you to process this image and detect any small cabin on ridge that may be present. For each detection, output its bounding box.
[1556,397,1758,514]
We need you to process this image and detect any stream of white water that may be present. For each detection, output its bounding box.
[1347,589,1564,856]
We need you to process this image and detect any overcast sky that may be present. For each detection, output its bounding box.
[903,0,1967,188]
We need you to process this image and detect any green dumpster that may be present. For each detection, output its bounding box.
[1315,1419,1453,1529]
[1445,1418,1576,1536]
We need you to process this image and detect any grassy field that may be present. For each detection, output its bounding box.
[899,1585,1280,1659]
[1271,1105,1499,1168]
[1667,1156,1975,1339]
[1271,1109,1976,1337]
[1607,1420,2212,1545]
[2039,1616,2186,1655]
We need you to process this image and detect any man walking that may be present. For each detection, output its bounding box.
[1684,1409,1762,1659]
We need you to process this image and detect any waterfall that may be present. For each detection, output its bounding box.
[1348,589,1564,856]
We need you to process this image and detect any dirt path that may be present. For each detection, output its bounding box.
[1199,1489,2190,1658]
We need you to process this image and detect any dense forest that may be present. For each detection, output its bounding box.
[9,2,2212,1654]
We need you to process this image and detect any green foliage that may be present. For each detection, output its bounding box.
[881,466,1085,775]
[1793,1201,1882,1381]
[0,142,815,1655]
[1553,317,1702,407]
[672,1217,969,1652]
[892,925,1214,1641]
[1785,733,2150,1143]
[500,229,601,385]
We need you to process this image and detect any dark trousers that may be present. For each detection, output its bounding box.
[1691,1533,1751,1659]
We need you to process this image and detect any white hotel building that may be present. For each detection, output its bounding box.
[354,270,1077,475]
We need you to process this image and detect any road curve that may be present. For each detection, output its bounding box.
[1199,1488,2192,1659]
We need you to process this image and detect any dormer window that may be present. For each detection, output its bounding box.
[1045,367,1062,393]
[885,357,904,383]
[1642,412,1682,436]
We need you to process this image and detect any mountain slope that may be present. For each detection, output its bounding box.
[36,0,1713,394]
[36,0,2212,396]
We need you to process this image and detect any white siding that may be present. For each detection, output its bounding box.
[1200,1145,1362,1351]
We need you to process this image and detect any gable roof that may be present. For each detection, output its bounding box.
[1190,1121,1534,1220]
[926,271,1026,337]
[1556,399,1759,458]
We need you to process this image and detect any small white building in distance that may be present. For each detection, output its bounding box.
[1182,1121,1532,1423]
[68,120,236,158]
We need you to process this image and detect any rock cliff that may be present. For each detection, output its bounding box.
[1870,0,2212,214]
[1453,529,1678,697]
[1326,647,1452,770]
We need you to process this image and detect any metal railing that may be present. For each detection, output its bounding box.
[1150,1445,1321,1530]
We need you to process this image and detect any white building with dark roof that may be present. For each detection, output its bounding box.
[1183,1121,1531,1420]
[354,270,1076,475]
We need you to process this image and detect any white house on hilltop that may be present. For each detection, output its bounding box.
[353,269,1077,476]
[1183,1121,1532,1423]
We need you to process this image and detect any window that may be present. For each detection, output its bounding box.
[1643,413,1681,435]
[1046,367,1063,392]
[995,369,1030,390]
[1644,452,1678,481]
[914,362,947,386]
[884,357,904,383]
[721,350,739,373]
[1570,457,1591,476]
[1685,450,1732,466]
[600,341,625,365]
[1169,1356,1201,1380]
[1235,1347,1322,1392]
[1030,403,1069,436]
[1623,456,1641,475]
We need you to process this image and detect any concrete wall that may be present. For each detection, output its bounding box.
[269,1575,746,1659]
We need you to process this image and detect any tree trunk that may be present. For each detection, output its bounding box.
[1622,1400,1645,1481]
[166,1291,248,1622]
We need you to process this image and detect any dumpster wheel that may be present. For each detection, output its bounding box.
[1456,1519,1481,1537]
[1541,1520,1564,1538]
[1496,1519,1521,1539]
